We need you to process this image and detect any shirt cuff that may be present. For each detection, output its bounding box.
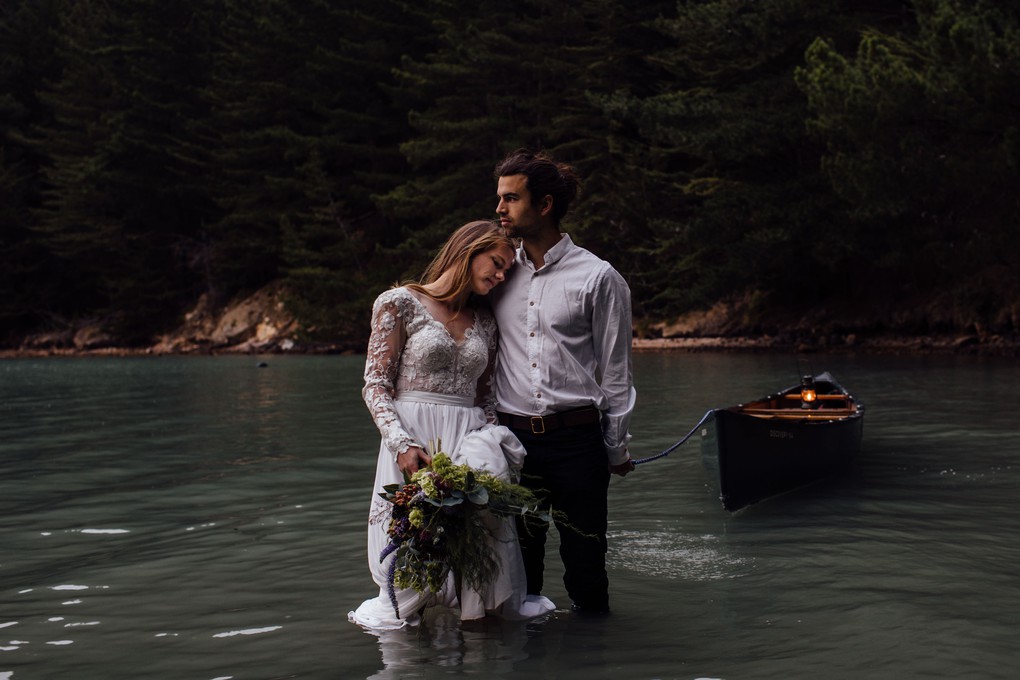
[606,444,630,467]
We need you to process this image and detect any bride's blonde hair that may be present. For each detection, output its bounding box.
[406,220,514,312]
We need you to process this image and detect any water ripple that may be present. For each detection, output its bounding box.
[609,529,754,581]
[212,626,283,638]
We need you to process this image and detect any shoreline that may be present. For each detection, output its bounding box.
[631,333,1018,356]
[2,332,1017,359]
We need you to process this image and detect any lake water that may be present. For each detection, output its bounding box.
[1,352,1018,679]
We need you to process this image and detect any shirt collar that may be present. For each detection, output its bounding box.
[516,233,574,270]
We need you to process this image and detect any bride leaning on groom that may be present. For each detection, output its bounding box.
[348,219,552,629]
[349,148,635,629]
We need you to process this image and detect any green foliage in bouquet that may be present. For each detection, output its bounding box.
[379,451,548,618]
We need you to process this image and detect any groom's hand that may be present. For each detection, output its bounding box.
[609,457,635,477]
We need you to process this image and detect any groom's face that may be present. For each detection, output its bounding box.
[496,174,549,240]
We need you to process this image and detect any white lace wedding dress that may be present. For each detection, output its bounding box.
[348,287,554,630]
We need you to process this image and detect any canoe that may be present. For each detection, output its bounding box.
[699,372,865,511]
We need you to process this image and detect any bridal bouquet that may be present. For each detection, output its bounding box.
[378,450,546,617]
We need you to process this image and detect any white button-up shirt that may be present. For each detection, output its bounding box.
[491,234,635,464]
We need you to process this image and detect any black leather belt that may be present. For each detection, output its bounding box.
[497,406,601,434]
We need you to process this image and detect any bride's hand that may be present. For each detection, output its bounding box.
[398,446,431,477]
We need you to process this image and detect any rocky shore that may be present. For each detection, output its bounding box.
[5,332,1016,359]
[3,282,1017,358]
[6,329,1016,359]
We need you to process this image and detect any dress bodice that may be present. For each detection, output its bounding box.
[363,287,498,456]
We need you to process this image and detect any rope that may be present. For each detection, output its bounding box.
[632,409,716,466]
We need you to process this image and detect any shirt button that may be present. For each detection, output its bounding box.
[531,363,537,368]
[535,392,541,398]
[529,301,535,306]
[529,332,535,337]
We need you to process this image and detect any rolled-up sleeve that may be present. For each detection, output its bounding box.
[592,267,635,465]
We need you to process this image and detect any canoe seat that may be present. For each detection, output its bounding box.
[740,407,857,419]
[783,393,848,404]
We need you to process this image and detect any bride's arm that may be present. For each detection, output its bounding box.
[363,293,422,460]
[475,315,500,425]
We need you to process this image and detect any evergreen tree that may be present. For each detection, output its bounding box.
[0,0,63,341]
[196,0,414,296]
[798,0,1020,318]
[381,0,676,284]
[379,0,529,258]
[277,0,429,344]
[24,0,218,341]
[551,0,678,317]
[103,0,221,334]
[195,0,310,298]
[611,0,853,320]
[27,0,128,324]
[281,148,380,347]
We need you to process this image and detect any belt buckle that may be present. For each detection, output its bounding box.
[530,415,546,434]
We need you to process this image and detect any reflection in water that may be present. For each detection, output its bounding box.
[357,605,637,680]
[363,608,531,679]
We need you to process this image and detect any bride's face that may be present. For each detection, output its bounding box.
[469,244,515,295]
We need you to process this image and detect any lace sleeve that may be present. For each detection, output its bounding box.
[362,291,419,458]
[475,307,499,425]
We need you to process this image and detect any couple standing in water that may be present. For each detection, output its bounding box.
[349,148,636,630]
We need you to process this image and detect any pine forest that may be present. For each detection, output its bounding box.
[2,0,1017,351]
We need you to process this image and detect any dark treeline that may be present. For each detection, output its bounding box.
[2,0,1018,349]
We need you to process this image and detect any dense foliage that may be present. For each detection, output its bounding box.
[1,0,1017,348]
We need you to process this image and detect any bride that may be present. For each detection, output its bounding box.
[348,220,555,630]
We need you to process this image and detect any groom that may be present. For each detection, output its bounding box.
[489,148,635,615]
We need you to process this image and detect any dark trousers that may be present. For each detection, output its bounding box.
[512,420,611,611]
